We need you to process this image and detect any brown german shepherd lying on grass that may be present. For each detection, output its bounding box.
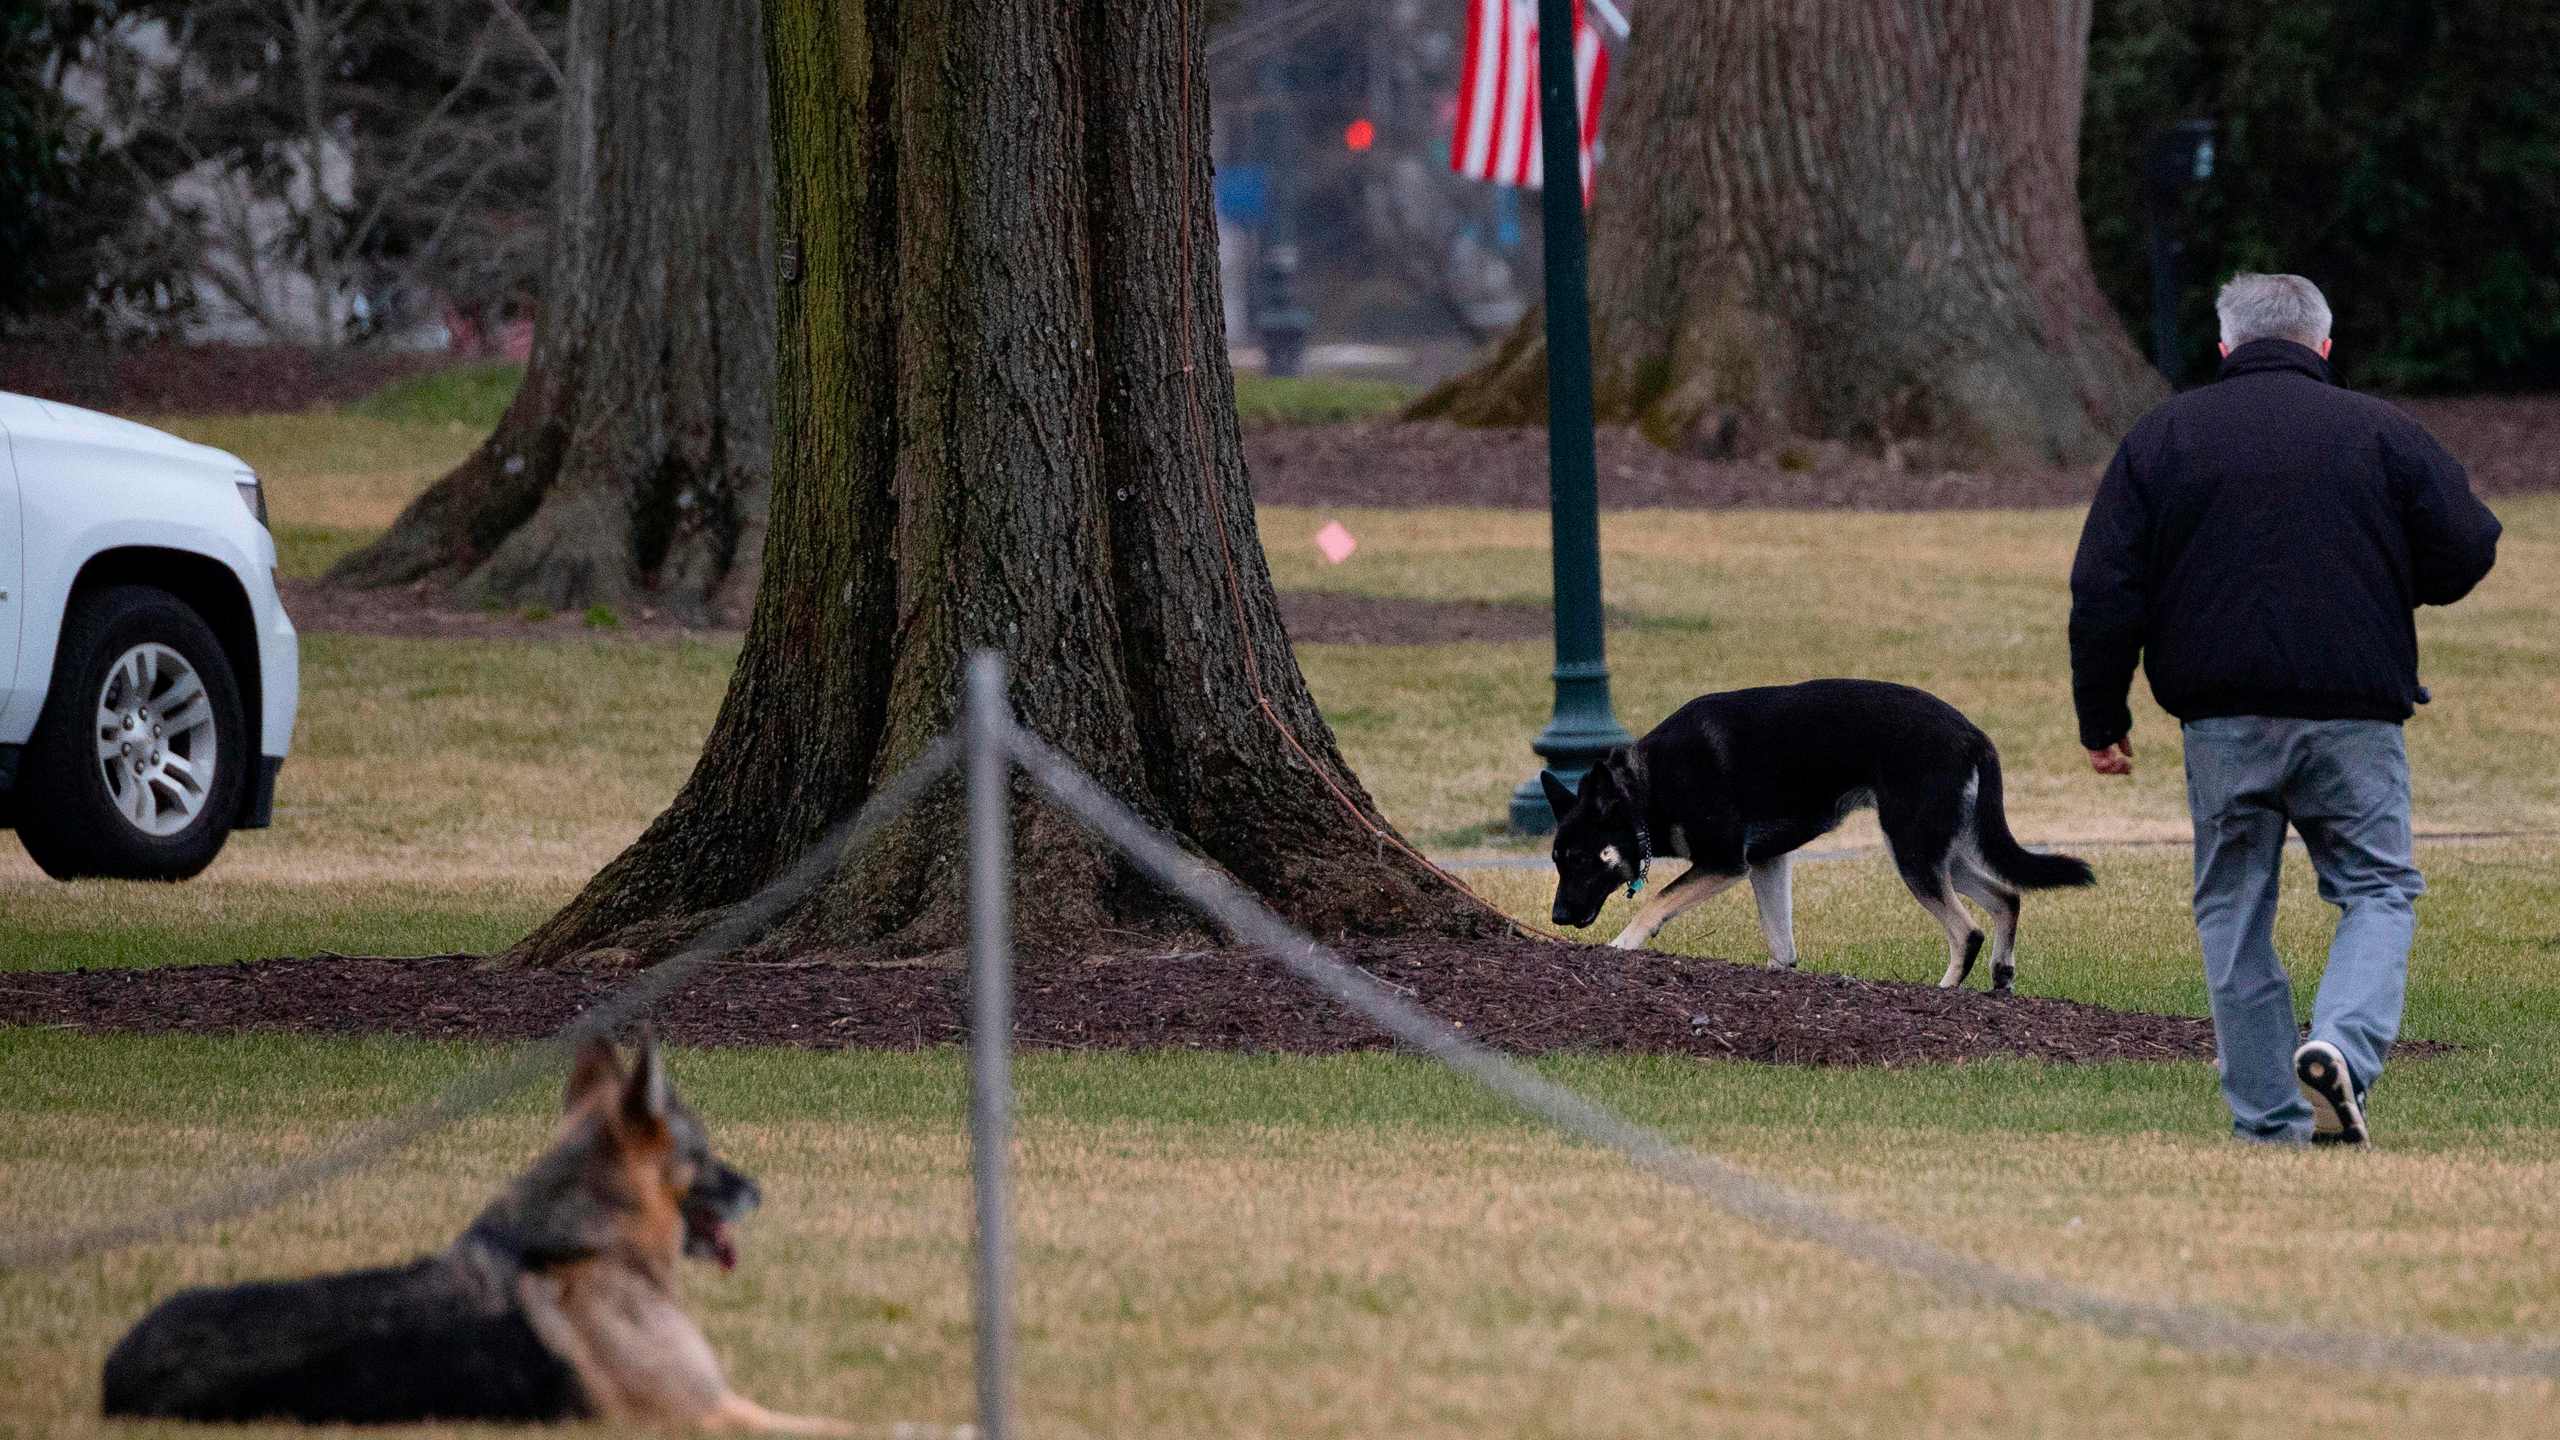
[102,1033,849,1433]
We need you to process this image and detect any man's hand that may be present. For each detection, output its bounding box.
[2088,738,2134,776]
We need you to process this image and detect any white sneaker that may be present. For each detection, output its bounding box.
[2295,1039,2368,1146]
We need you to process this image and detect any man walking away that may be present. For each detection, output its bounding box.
[2070,273,2502,1146]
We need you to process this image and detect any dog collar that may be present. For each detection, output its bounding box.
[463,1216,593,1271]
[463,1217,531,1266]
[1610,755,1654,897]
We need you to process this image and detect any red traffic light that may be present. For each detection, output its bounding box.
[1344,118,1376,153]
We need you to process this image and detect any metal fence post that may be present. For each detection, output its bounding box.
[965,651,1015,1440]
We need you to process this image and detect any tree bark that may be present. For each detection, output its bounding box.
[514,0,1489,965]
[1414,0,2164,467]
[327,0,772,624]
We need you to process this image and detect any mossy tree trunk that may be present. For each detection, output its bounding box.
[327,0,772,624]
[1415,0,2163,467]
[514,0,1485,964]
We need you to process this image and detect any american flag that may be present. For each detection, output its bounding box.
[1450,0,1611,202]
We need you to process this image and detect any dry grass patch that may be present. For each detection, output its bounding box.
[1275,496,2560,850]
[141,412,480,579]
[4,1040,2559,1439]
[148,413,482,538]
[1,632,731,968]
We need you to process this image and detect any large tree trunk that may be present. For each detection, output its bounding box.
[515,0,1488,964]
[1415,0,2163,467]
[327,0,772,624]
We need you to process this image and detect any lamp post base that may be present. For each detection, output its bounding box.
[1507,662,1634,835]
[1508,773,1571,837]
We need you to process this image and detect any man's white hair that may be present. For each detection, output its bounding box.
[2217,273,2333,349]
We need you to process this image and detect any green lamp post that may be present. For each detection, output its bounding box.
[1508,0,1632,835]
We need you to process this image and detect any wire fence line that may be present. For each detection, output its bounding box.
[8,666,2558,1390]
[1006,719,2560,1383]
[0,738,959,1274]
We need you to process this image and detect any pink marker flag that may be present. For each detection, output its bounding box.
[1315,521,1358,564]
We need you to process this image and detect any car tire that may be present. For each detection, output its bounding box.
[16,585,248,881]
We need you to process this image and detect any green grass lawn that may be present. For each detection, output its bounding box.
[1,409,2554,1436]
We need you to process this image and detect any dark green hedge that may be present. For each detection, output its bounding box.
[0,1,118,320]
[2084,1,2560,392]
[1,3,65,316]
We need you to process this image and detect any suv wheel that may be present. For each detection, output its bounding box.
[16,585,248,880]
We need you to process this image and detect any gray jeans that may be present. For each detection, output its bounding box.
[2182,717,2424,1142]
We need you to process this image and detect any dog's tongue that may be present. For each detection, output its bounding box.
[711,1220,738,1272]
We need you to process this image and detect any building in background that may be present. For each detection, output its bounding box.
[1210,0,1542,383]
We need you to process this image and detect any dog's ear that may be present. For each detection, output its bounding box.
[620,1027,671,1132]
[1578,762,1619,807]
[565,1035,625,1114]
[1539,770,1577,820]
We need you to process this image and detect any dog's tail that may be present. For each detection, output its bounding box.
[1972,749,2095,890]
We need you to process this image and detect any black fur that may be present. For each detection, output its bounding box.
[1545,679,2094,988]
[101,1242,587,1424]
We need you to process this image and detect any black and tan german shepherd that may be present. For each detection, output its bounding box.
[1542,679,2094,994]
[102,1033,848,1433]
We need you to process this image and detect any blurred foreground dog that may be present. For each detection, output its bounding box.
[102,1033,849,1433]
[1543,679,2094,994]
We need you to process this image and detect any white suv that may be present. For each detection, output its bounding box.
[0,391,298,879]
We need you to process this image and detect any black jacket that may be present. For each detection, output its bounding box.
[2069,339,2502,751]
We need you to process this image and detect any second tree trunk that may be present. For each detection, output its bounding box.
[1417,0,2163,468]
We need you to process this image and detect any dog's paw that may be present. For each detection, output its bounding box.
[1763,957,1800,973]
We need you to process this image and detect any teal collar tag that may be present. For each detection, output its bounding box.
[1626,815,1654,898]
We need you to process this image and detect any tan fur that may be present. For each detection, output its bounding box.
[519,1261,849,1434]
[1608,866,1744,950]
[526,1040,851,1436]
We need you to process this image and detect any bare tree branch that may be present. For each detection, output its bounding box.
[488,0,566,90]
[58,0,564,344]
[344,24,502,259]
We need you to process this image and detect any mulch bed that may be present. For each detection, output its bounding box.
[277,579,726,643]
[0,939,2232,1067]
[279,579,1565,648]
[1241,396,2560,511]
[1277,592,1564,646]
[0,340,447,416]
[1244,422,2099,511]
